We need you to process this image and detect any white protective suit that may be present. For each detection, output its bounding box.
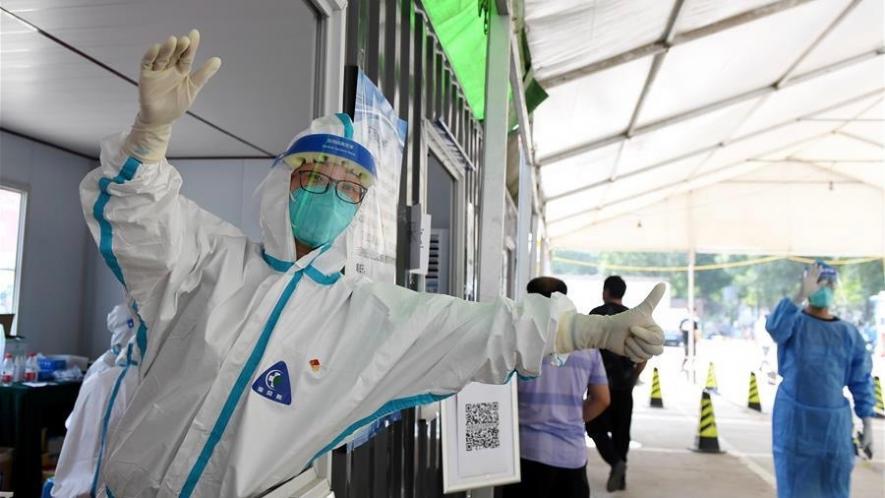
[80,125,579,497]
[52,304,140,498]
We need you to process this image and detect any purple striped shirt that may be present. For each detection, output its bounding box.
[517,350,608,468]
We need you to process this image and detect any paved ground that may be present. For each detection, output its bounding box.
[581,341,885,497]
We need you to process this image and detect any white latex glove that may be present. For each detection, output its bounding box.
[792,264,821,306]
[123,30,222,162]
[556,283,666,362]
[861,417,874,457]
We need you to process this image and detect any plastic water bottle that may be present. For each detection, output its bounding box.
[1,353,14,385]
[23,353,37,382]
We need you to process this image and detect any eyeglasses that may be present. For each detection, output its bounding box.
[295,170,368,204]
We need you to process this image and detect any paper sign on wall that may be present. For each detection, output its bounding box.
[347,71,408,283]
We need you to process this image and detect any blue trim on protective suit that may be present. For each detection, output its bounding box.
[180,270,305,498]
[335,113,354,139]
[135,320,147,362]
[91,344,135,498]
[93,156,140,286]
[310,392,453,466]
[505,369,537,382]
[105,486,115,498]
[92,157,152,365]
[261,249,294,272]
[261,247,341,285]
[304,265,341,285]
[128,302,148,362]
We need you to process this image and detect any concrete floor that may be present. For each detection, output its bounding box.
[582,342,885,497]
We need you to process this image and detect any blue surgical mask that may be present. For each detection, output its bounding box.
[289,188,358,249]
[808,286,834,309]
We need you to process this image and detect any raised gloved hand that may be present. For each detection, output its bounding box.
[792,264,821,306]
[861,417,874,458]
[555,283,666,362]
[123,29,222,162]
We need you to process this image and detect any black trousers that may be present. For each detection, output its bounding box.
[500,459,590,498]
[586,388,634,467]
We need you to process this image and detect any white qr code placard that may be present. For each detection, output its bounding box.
[442,381,520,492]
[464,402,500,451]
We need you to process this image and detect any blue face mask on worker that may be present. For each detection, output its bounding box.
[807,262,838,309]
[289,169,365,248]
[808,286,834,309]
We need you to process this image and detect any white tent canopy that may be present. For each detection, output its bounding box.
[524,0,884,257]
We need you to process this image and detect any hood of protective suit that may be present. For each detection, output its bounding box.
[257,114,372,275]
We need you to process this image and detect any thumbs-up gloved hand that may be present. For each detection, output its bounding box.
[555,282,666,362]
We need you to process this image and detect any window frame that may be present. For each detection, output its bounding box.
[0,183,28,335]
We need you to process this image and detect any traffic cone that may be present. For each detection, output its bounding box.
[650,367,664,408]
[874,376,884,419]
[747,372,762,412]
[693,390,724,453]
[705,362,718,393]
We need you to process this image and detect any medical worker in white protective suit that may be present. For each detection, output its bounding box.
[79,30,666,497]
[53,303,141,498]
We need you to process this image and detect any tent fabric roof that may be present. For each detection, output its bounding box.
[422,0,489,119]
[524,0,884,257]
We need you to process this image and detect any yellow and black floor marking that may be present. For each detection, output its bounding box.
[747,372,762,412]
[650,367,664,408]
[874,376,884,419]
[693,390,724,454]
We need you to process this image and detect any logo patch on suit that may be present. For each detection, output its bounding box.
[251,361,292,405]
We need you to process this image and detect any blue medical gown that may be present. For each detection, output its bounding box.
[766,298,874,498]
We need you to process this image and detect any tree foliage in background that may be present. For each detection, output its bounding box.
[552,250,885,326]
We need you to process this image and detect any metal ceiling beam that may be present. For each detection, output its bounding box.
[548,159,766,228]
[751,158,884,163]
[799,159,883,190]
[538,48,885,166]
[835,130,885,149]
[0,6,274,157]
[540,0,818,88]
[801,118,885,122]
[624,0,687,138]
[542,88,885,203]
[608,0,687,186]
[548,100,885,228]
[509,31,545,215]
[776,0,863,88]
[722,179,864,184]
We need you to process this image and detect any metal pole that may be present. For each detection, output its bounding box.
[529,213,540,279]
[515,138,533,299]
[687,248,696,385]
[474,7,511,497]
[477,5,512,303]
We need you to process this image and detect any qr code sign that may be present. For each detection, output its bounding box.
[465,402,500,451]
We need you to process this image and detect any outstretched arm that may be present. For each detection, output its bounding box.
[347,281,666,399]
[80,31,240,362]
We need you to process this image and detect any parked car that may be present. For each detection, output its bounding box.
[664,329,684,347]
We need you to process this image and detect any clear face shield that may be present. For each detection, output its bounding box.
[809,263,838,309]
[278,137,376,250]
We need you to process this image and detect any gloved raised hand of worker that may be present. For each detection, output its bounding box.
[123,30,222,162]
[792,263,822,306]
[861,417,874,458]
[555,283,666,362]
